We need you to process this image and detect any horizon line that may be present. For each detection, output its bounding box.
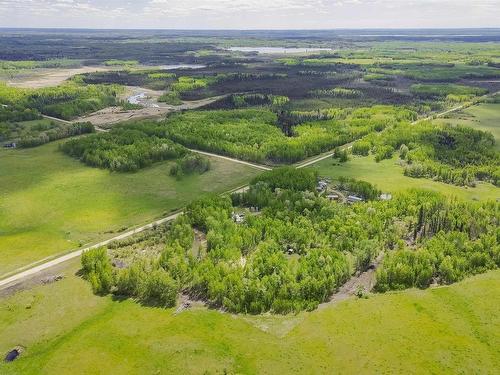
[1,27,500,31]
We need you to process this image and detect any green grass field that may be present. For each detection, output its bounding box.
[0,142,259,276]
[308,155,499,201]
[0,258,498,374]
[435,102,500,150]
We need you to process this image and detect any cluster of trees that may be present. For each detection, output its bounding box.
[61,123,188,171]
[81,168,499,314]
[361,121,499,186]
[0,104,40,123]
[158,92,183,105]
[162,106,414,164]
[0,80,120,120]
[169,154,211,178]
[337,177,381,200]
[410,84,487,101]
[82,70,176,91]
[169,72,288,99]
[376,191,499,291]
[0,59,82,77]
[372,63,500,82]
[203,94,289,110]
[0,114,94,146]
[18,121,94,148]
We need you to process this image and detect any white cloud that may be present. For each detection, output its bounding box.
[0,0,498,28]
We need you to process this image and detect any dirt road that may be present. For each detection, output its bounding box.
[189,149,272,171]
[1,94,495,289]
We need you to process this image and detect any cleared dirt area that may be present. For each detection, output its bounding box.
[6,66,116,88]
[318,252,385,309]
[77,106,171,126]
[79,87,228,126]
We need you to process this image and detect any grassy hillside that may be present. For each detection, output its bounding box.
[0,142,259,276]
[308,155,499,201]
[0,260,498,374]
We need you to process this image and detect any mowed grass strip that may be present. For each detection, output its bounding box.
[308,155,499,201]
[0,262,498,374]
[0,141,259,275]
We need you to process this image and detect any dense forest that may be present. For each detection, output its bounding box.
[81,168,499,313]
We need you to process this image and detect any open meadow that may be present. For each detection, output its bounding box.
[0,142,259,276]
[0,259,498,374]
[308,155,499,201]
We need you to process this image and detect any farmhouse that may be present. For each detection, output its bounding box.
[3,142,16,148]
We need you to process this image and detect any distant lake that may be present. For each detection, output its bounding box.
[160,64,206,70]
[227,47,333,54]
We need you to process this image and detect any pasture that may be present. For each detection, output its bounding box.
[0,142,259,276]
[308,155,499,201]
[0,259,498,374]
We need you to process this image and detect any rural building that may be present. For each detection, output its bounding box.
[380,193,393,201]
[3,142,16,148]
[326,194,339,201]
[347,195,363,203]
[232,212,245,223]
[317,180,328,192]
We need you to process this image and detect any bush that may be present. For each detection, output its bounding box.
[169,154,211,178]
[374,145,394,162]
[81,247,113,295]
[352,141,371,156]
[334,148,349,162]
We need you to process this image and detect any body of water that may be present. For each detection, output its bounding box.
[227,47,333,54]
[160,64,206,70]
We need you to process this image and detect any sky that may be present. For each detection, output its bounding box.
[0,0,499,29]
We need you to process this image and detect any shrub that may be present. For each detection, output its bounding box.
[81,247,113,295]
[169,154,211,178]
[352,141,371,156]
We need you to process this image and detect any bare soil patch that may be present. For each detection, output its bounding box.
[6,66,115,88]
[77,106,171,126]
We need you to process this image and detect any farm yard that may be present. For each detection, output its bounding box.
[0,28,499,374]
